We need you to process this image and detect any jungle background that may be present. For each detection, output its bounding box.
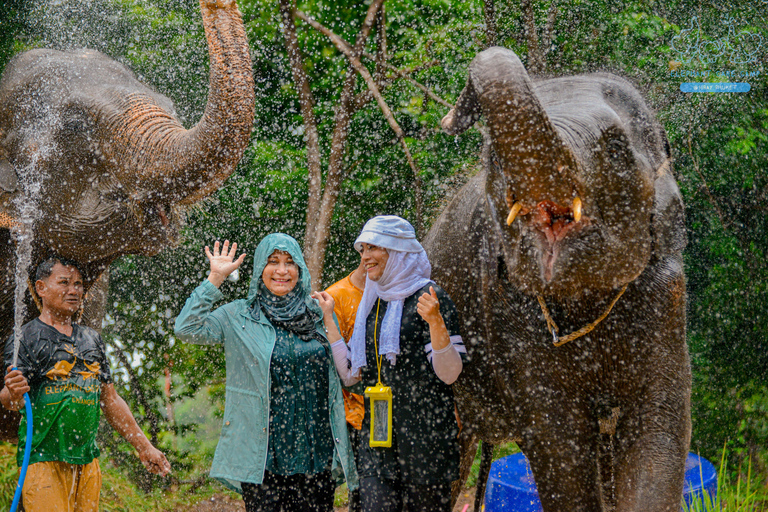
[0,0,766,509]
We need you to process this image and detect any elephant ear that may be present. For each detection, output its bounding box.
[0,156,18,230]
[0,155,17,193]
[651,159,686,257]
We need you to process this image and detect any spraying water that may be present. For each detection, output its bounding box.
[7,112,53,512]
[10,117,53,366]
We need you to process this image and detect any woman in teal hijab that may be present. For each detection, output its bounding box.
[174,234,357,512]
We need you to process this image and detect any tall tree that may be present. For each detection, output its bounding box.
[278,0,457,288]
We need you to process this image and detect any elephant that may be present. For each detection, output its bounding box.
[424,47,690,512]
[0,0,255,439]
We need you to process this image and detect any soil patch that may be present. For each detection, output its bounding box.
[183,487,478,512]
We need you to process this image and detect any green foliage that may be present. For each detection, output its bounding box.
[0,0,28,74]
[669,50,768,468]
[0,443,18,510]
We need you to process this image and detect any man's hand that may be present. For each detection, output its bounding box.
[101,383,171,477]
[417,286,443,326]
[138,444,171,476]
[2,367,30,411]
[206,240,246,288]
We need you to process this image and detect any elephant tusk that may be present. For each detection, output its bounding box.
[506,202,523,225]
[572,197,582,223]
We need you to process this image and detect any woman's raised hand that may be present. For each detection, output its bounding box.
[311,291,343,343]
[417,286,442,326]
[311,291,335,317]
[205,240,246,288]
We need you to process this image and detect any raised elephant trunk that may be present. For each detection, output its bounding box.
[106,0,255,205]
[443,47,583,234]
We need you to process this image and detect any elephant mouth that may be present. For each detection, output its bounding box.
[136,201,181,247]
[529,200,583,245]
[511,199,589,283]
[156,203,171,227]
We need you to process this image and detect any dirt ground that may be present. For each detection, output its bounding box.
[183,487,478,512]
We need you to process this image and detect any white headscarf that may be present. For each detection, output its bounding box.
[348,216,433,376]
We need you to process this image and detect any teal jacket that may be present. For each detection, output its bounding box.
[174,234,358,492]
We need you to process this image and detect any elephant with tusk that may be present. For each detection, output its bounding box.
[0,0,255,439]
[425,47,690,512]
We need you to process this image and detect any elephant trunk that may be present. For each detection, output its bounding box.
[109,0,255,205]
[443,47,583,226]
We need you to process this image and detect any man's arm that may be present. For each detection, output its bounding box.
[100,383,171,476]
[1,367,30,411]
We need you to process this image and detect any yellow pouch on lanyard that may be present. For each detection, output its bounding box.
[367,298,393,447]
[365,384,392,447]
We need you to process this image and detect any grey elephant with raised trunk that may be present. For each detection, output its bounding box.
[424,47,690,512]
[0,0,255,439]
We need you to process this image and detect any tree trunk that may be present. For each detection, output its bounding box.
[293,0,386,289]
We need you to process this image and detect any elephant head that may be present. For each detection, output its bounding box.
[441,47,682,299]
[0,0,255,269]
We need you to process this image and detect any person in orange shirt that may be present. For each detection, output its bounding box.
[325,257,366,512]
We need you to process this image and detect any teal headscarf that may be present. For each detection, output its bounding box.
[248,233,323,338]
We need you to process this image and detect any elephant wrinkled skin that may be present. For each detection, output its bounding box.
[425,47,690,512]
[0,0,255,439]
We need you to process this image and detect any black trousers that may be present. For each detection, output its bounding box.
[348,426,362,512]
[359,476,452,512]
[241,471,335,512]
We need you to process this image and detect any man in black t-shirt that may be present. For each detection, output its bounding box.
[1,256,170,512]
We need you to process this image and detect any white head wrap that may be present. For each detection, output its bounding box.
[348,216,432,376]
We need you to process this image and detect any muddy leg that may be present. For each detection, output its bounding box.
[521,425,602,512]
[451,430,478,508]
[613,398,690,512]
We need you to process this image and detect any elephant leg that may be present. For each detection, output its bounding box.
[520,417,603,512]
[451,430,478,507]
[474,441,495,512]
[613,395,690,511]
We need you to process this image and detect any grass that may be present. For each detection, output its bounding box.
[0,441,239,511]
[466,441,520,488]
[683,446,768,512]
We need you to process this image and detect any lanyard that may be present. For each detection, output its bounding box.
[373,298,384,386]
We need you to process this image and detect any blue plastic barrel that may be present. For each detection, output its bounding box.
[484,452,717,511]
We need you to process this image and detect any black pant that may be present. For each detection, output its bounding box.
[242,471,335,512]
[359,476,452,512]
[348,426,362,512]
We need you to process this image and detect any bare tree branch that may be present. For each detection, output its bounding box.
[279,0,323,244]
[484,0,497,48]
[362,55,452,108]
[374,6,388,83]
[520,0,544,74]
[296,9,425,236]
[542,2,559,59]
[352,59,444,112]
[300,0,387,288]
